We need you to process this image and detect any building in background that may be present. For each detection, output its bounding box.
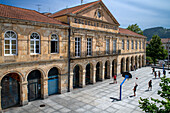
[0,0,146,111]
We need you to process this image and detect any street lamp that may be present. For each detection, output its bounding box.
[168,38,169,70]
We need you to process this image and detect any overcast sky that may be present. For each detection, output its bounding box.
[0,0,170,30]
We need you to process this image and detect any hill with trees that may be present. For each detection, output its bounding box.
[143,27,170,41]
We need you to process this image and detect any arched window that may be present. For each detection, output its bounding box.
[30,33,40,54]
[4,31,17,55]
[51,34,59,53]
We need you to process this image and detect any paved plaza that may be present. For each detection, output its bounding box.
[4,67,170,113]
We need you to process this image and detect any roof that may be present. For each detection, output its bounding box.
[161,38,170,43]
[0,4,67,26]
[119,28,146,38]
[50,0,100,18]
[50,0,119,25]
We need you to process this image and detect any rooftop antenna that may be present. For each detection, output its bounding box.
[81,0,83,5]
[36,4,41,12]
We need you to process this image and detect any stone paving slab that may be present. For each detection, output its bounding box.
[3,67,170,113]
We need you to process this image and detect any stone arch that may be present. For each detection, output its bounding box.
[139,55,142,68]
[121,57,125,74]
[131,56,135,71]
[126,57,130,72]
[142,55,145,67]
[96,61,103,82]
[112,59,117,77]
[104,60,110,79]
[73,64,83,88]
[85,63,93,85]
[135,56,138,69]
[1,72,21,109]
[25,68,46,80]
[47,65,62,76]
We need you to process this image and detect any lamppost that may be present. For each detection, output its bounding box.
[168,38,169,70]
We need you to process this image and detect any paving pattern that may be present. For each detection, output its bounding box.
[3,67,170,113]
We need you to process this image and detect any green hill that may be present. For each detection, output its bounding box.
[143,27,170,41]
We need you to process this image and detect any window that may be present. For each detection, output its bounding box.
[51,34,59,53]
[87,38,92,56]
[127,40,129,50]
[4,31,17,55]
[122,40,124,50]
[135,40,138,49]
[75,37,81,57]
[143,41,145,49]
[74,18,77,23]
[97,11,101,18]
[113,40,116,53]
[131,40,134,49]
[106,39,110,54]
[30,32,40,54]
[139,41,141,49]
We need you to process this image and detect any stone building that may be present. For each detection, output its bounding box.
[0,0,146,111]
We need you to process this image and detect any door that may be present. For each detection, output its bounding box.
[48,75,58,95]
[1,74,20,109]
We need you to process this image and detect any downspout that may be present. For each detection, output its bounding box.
[68,16,71,92]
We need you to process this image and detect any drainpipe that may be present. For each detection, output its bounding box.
[68,17,71,92]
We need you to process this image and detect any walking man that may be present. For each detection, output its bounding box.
[133,83,138,96]
[148,80,152,91]
[113,75,117,84]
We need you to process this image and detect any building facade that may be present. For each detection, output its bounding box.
[0,0,146,111]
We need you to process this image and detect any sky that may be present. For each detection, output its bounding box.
[0,0,170,30]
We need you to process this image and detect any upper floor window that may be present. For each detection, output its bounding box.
[97,11,101,18]
[30,33,40,54]
[139,41,141,49]
[51,34,59,53]
[143,41,145,49]
[75,37,81,57]
[135,40,138,49]
[4,31,17,55]
[122,40,124,50]
[106,39,110,54]
[131,40,134,49]
[113,40,116,53]
[127,40,129,50]
[87,38,92,56]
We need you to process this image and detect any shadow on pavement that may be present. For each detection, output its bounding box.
[110,97,120,102]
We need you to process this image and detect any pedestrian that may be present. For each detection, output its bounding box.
[148,80,152,91]
[133,83,138,96]
[154,71,157,79]
[152,68,155,74]
[158,71,160,78]
[113,75,117,84]
[163,70,166,75]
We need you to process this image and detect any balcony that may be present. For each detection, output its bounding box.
[70,50,120,59]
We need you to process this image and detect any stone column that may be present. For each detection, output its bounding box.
[70,72,73,91]
[92,68,96,84]
[20,82,28,106]
[110,64,112,79]
[80,69,86,88]
[41,78,48,99]
[102,66,105,80]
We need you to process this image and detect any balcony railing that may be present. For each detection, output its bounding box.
[70,50,120,58]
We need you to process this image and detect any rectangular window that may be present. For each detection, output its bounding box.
[106,39,110,54]
[131,40,134,49]
[113,40,116,53]
[127,40,129,50]
[139,41,141,49]
[75,37,81,57]
[51,41,58,53]
[143,41,145,49]
[122,40,124,50]
[135,40,138,49]
[74,18,77,23]
[87,38,92,56]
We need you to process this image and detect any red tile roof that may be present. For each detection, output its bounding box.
[50,0,101,18]
[119,28,146,38]
[0,4,67,26]
[161,38,170,43]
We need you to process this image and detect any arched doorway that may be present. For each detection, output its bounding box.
[142,55,145,67]
[27,70,41,101]
[85,64,93,85]
[126,57,130,72]
[131,57,134,71]
[1,73,20,109]
[139,56,141,68]
[135,56,138,69]
[105,61,110,79]
[96,62,102,82]
[48,67,59,95]
[112,60,115,77]
[121,58,125,74]
[73,65,82,88]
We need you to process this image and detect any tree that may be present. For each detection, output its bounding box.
[146,35,168,65]
[139,76,170,113]
[127,24,143,35]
